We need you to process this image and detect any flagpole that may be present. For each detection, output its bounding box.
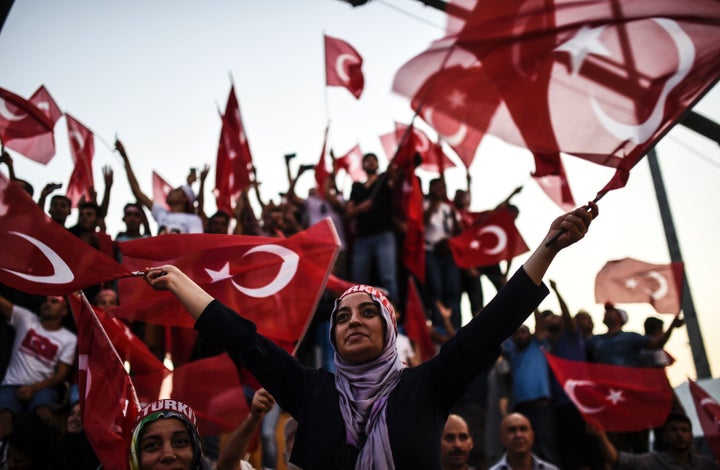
[647,148,711,379]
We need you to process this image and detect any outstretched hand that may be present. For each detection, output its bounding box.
[543,202,598,252]
[143,265,214,320]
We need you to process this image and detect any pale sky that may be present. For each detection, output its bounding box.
[1,0,719,388]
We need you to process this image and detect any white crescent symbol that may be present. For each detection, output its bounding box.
[70,130,85,151]
[564,379,606,414]
[425,108,468,147]
[643,270,668,300]
[36,101,50,112]
[590,19,694,144]
[231,244,299,298]
[78,354,92,400]
[477,225,508,255]
[0,97,28,121]
[700,398,716,407]
[335,53,360,83]
[1,231,75,284]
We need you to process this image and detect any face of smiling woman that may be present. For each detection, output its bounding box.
[139,418,194,470]
[333,292,386,364]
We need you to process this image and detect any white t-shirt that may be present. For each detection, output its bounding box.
[151,204,204,234]
[423,200,458,249]
[2,306,77,386]
[304,195,347,250]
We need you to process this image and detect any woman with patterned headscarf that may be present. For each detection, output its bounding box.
[144,203,598,469]
[128,399,212,470]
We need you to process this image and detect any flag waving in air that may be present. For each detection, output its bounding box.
[0,173,132,295]
[689,380,720,463]
[65,113,95,207]
[325,34,364,99]
[116,219,341,344]
[595,258,684,314]
[394,0,720,195]
[3,85,61,164]
[0,87,54,146]
[546,353,673,432]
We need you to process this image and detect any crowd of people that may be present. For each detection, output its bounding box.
[0,141,715,470]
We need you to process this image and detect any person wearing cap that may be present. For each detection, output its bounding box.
[0,294,77,442]
[143,203,598,469]
[589,412,719,469]
[129,399,212,470]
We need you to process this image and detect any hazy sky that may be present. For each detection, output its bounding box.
[1,0,719,387]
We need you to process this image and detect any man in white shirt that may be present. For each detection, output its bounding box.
[0,295,77,441]
[490,412,559,470]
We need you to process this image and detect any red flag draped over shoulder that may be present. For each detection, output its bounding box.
[449,207,528,269]
[215,85,253,214]
[0,174,131,295]
[689,380,720,463]
[594,258,683,314]
[116,220,340,344]
[325,34,365,99]
[64,113,95,207]
[546,352,673,432]
[394,0,720,194]
[69,293,140,470]
[4,85,61,164]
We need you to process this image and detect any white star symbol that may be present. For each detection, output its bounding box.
[447,89,466,108]
[605,388,625,405]
[469,240,480,250]
[205,262,234,283]
[555,24,612,75]
[625,277,638,289]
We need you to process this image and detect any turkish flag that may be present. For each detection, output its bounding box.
[65,113,95,208]
[380,123,456,173]
[69,293,140,470]
[315,125,331,196]
[116,219,340,343]
[325,34,364,99]
[595,258,683,314]
[449,207,528,269]
[214,85,253,214]
[333,144,365,183]
[0,87,54,147]
[546,352,673,432]
[394,0,720,196]
[326,273,356,295]
[404,276,435,362]
[532,155,576,212]
[689,380,720,463]
[96,306,170,404]
[3,85,61,164]
[152,170,172,210]
[0,173,132,295]
[171,353,249,434]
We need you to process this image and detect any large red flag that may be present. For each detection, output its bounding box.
[69,292,140,470]
[394,0,720,195]
[689,380,720,463]
[0,173,132,295]
[449,207,529,269]
[116,220,340,343]
[65,113,95,207]
[152,170,172,210]
[325,34,364,99]
[0,87,54,147]
[404,276,435,362]
[532,154,576,212]
[595,258,684,314]
[546,353,673,432]
[214,85,253,214]
[171,353,249,434]
[3,85,61,164]
[333,144,365,183]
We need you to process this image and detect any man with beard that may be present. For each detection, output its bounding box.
[590,413,718,469]
[441,414,476,470]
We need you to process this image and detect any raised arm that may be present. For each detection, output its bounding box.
[550,279,576,331]
[647,312,684,349]
[144,266,214,319]
[523,202,598,286]
[116,139,153,209]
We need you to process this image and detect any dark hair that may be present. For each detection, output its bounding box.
[79,202,101,216]
[362,152,378,163]
[644,316,664,336]
[664,412,692,429]
[123,202,143,213]
[13,178,34,197]
[209,210,230,221]
[51,194,71,205]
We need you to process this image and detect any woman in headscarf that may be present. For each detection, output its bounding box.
[144,203,598,469]
[128,399,211,470]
